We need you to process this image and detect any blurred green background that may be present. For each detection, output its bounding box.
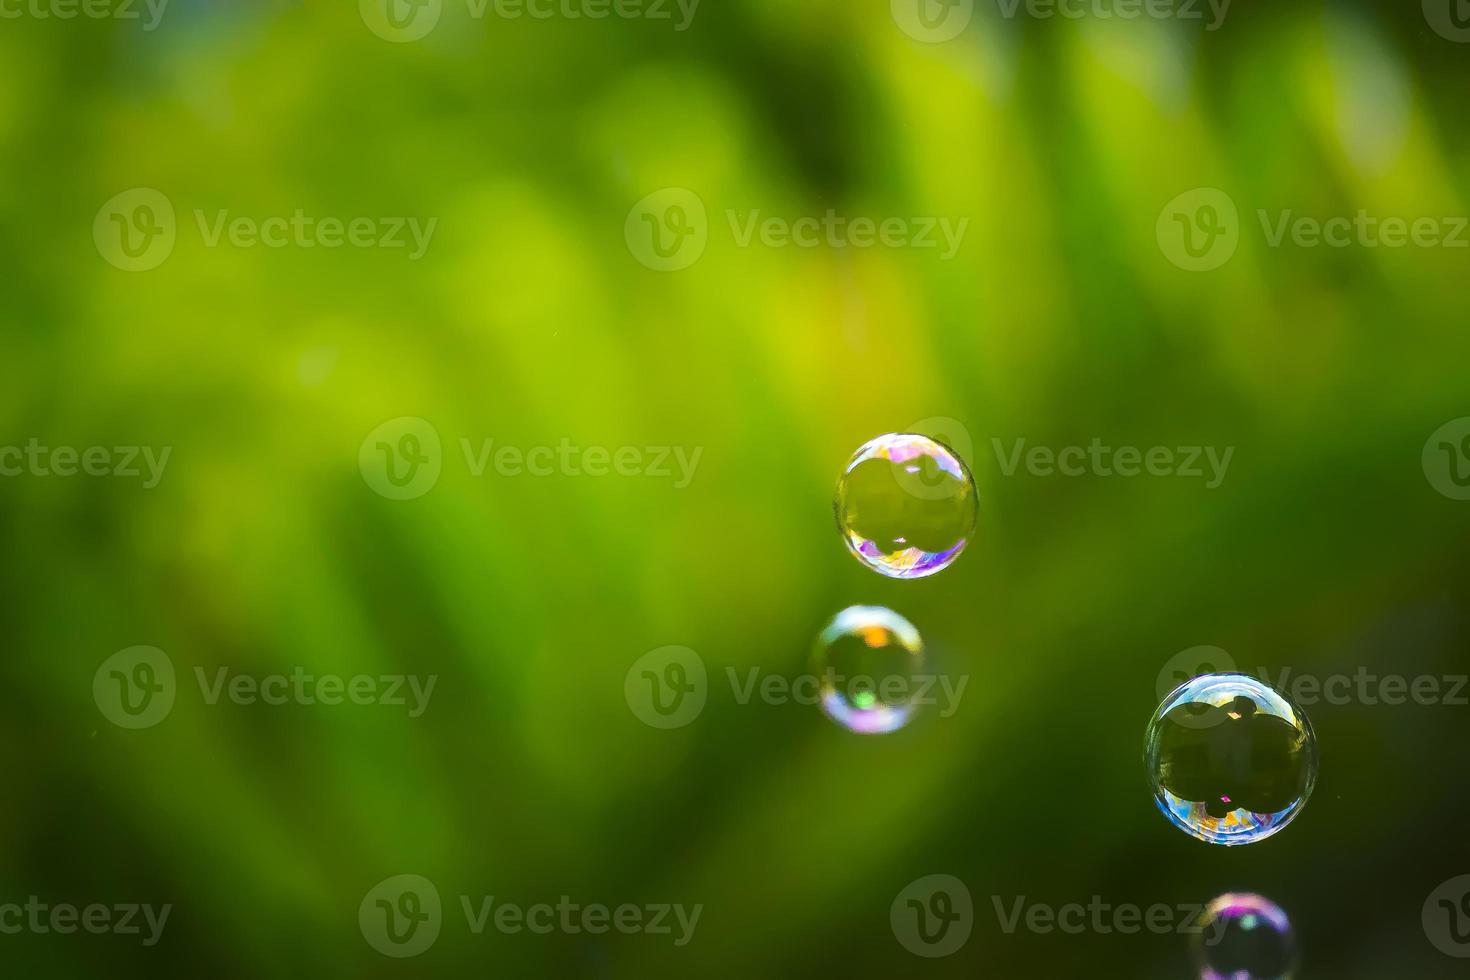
[2,0,1470,975]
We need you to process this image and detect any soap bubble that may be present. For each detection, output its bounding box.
[835,433,978,579]
[1191,893,1297,979]
[1143,673,1318,846]
[812,606,925,734]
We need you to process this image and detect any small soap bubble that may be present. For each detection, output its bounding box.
[834,433,978,579]
[1144,673,1318,846]
[1191,893,1297,980]
[811,606,925,734]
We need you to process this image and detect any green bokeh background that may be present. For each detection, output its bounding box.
[2,0,1469,976]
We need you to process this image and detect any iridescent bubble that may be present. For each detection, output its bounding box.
[1143,673,1318,846]
[834,433,978,579]
[1191,893,1297,980]
[812,606,925,734]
